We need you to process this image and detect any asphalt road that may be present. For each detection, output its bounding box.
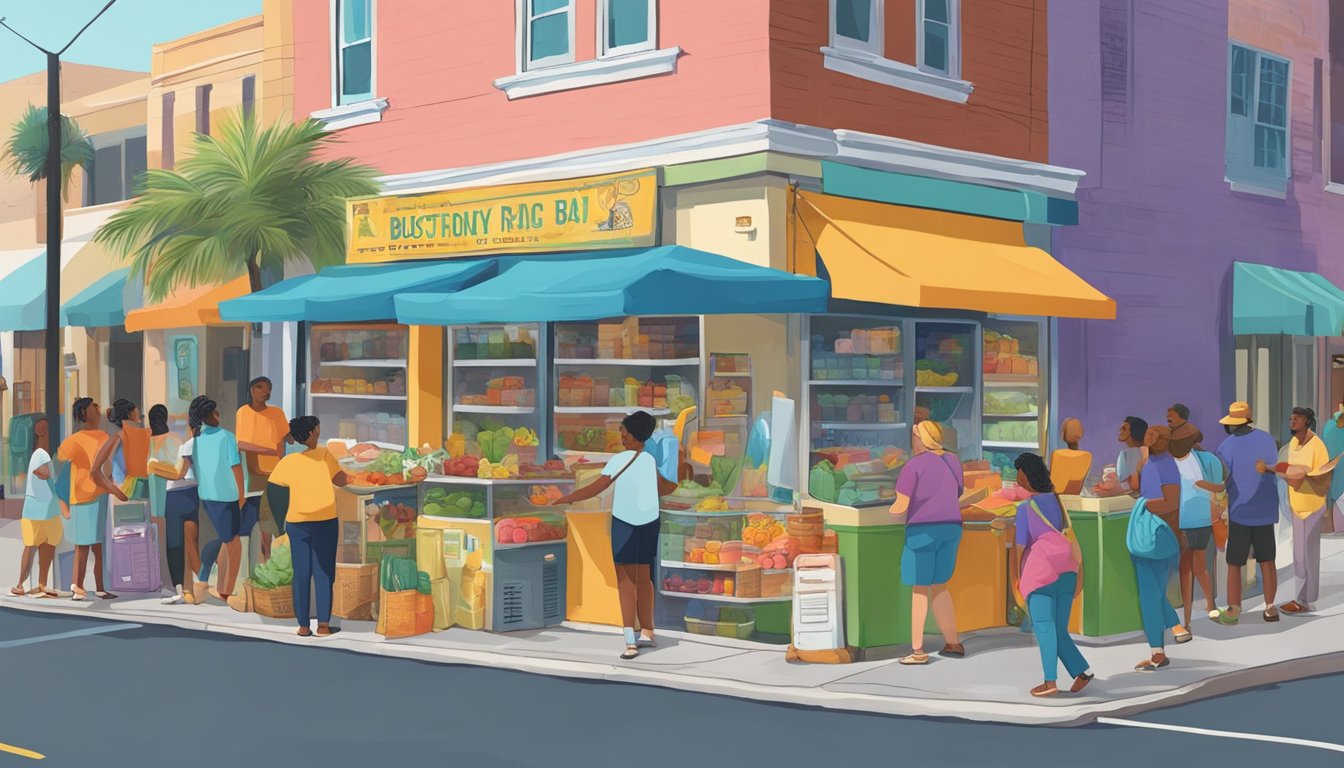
[1,609,1341,767]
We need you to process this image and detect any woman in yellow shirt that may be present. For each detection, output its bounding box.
[1050,418,1092,496]
[268,416,349,637]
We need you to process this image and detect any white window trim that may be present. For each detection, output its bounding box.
[598,0,656,58]
[829,0,883,56]
[329,0,379,108]
[320,0,385,130]
[1325,182,1344,196]
[821,46,973,103]
[519,0,576,72]
[916,0,961,79]
[495,45,681,100]
[1225,41,1291,198]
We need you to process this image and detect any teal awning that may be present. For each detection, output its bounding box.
[61,268,131,328]
[218,259,499,323]
[394,245,830,325]
[1233,262,1344,336]
[0,253,49,331]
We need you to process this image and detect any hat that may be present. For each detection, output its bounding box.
[1219,402,1252,426]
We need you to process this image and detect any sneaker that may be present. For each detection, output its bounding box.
[160,593,184,605]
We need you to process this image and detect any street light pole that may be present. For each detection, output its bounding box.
[1,1,116,436]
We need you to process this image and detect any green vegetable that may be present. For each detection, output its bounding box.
[916,359,952,375]
[423,502,447,517]
[809,462,838,503]
[711,455,743,498]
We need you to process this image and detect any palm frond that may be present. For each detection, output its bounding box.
[94,110,380,301]
[3,105,95,198]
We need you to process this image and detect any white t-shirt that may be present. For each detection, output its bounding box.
[602,450,660,526]
[23,449,58,520]
[1175,453,1212,530]
[167,439,197,491]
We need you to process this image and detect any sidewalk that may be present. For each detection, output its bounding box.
[3,518,1343,726]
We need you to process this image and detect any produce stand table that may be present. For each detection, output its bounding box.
[1061,494,1142,637]
[564,508,623,626]
[822,504,909,651]
[932,519,1011,635]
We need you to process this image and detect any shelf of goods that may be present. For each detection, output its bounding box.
[981,318,1047,480]
[706,353,752,457]
[806,316,908,508]
[552,317,700,456]
[914,320,978,462]
[449,324,544,461]
[309,324,409,447]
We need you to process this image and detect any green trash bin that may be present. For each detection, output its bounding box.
[831,522,910,649]
[1066,496,1143,637]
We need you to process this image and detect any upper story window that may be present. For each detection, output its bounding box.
[195,84,212,136]
[242,75,256,121]
[1226,43,1291,197]
[338,0,374,104]
[84,129,147,207]
[830,0,882,55]
[822,0,972,103]
[600,0,656,58]
[495,0,679,100]
[161,92,175,170]
[918,0,960,78]
[523,0,575,70]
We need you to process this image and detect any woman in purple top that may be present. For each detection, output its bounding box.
[889,420,964,665]
[1011,453,1093,697]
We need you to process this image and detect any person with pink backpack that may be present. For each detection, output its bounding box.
[1011,452,1093,698]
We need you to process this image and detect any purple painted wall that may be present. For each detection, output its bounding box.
[1048,0,1344,463]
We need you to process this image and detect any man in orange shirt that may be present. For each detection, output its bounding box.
[236,377,290,561]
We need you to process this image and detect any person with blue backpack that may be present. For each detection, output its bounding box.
[1128,424,1186,671]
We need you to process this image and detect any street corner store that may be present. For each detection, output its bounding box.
[218,162,1116,651]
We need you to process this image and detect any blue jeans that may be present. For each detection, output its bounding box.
[1133,553,1180,649]
[1027,572,1088,683]
[289,519,338,626]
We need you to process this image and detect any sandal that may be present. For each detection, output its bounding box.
[620,646,640,660]
[1135,654,1170,672]
[1263,608,1280,623]
[1173,626,1192,644]
[1215,608,1240,626]
[636,637,656,648]
[1279,601,1311,616]
[316,624,340,637]
[71,588,87,601]
[899,650,930,666]
[10,586,27,597]
[95,591,118,600]
[940,643,966,658]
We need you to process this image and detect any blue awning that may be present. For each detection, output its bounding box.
[394,245,830,325]
[218,259,499,323]
[61,268,131,328]
[0,253,50,331]
[1233,262,1344,336]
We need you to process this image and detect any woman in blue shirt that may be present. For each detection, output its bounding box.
[551,411,676,660]
[1131,425,1186,671]
[188,396,246,606]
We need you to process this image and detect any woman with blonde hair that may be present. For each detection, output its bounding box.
[890,420,965,665]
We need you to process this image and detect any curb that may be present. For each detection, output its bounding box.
[5,598,1342,727]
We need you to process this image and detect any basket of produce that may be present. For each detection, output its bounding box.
[247,542,295,618]
[685,606,756,640]
[422,486,487,519]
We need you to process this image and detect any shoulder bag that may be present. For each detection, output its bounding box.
[1018,495,1082,597]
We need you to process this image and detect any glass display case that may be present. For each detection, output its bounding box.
[982,317,1047,480]
[308,324,409,447]
[804,315,908,507]
[914,319,979,463]
[335,484,419,566]
[706,353,752,459]
[419,476,575,548]
[552,317,701,457]
[656,503,795,643]
[449,323,544,464]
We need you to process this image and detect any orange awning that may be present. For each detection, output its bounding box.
[124,277,251,332]
[793,191,1115,320]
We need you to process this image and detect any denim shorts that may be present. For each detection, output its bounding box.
[901,523,963,587]
[202,500,242,543]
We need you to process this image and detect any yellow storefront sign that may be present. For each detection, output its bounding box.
[347,169,658,263]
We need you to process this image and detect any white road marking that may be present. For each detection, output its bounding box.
[1098,717,1344,754]
[0,622,142,649]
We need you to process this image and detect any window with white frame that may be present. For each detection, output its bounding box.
[1226,43,1291,193]
[336,0,374,104]
[830,0,881,55]
[918,0,960,77]
[600,0,655,58]
[522,0,575,70]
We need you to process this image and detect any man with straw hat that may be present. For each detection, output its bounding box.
[1213,402,1280,625]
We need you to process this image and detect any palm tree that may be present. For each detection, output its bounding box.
[3,104,94,197]
[96,113,380,302]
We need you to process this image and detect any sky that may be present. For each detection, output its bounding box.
[0,0,262,83]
